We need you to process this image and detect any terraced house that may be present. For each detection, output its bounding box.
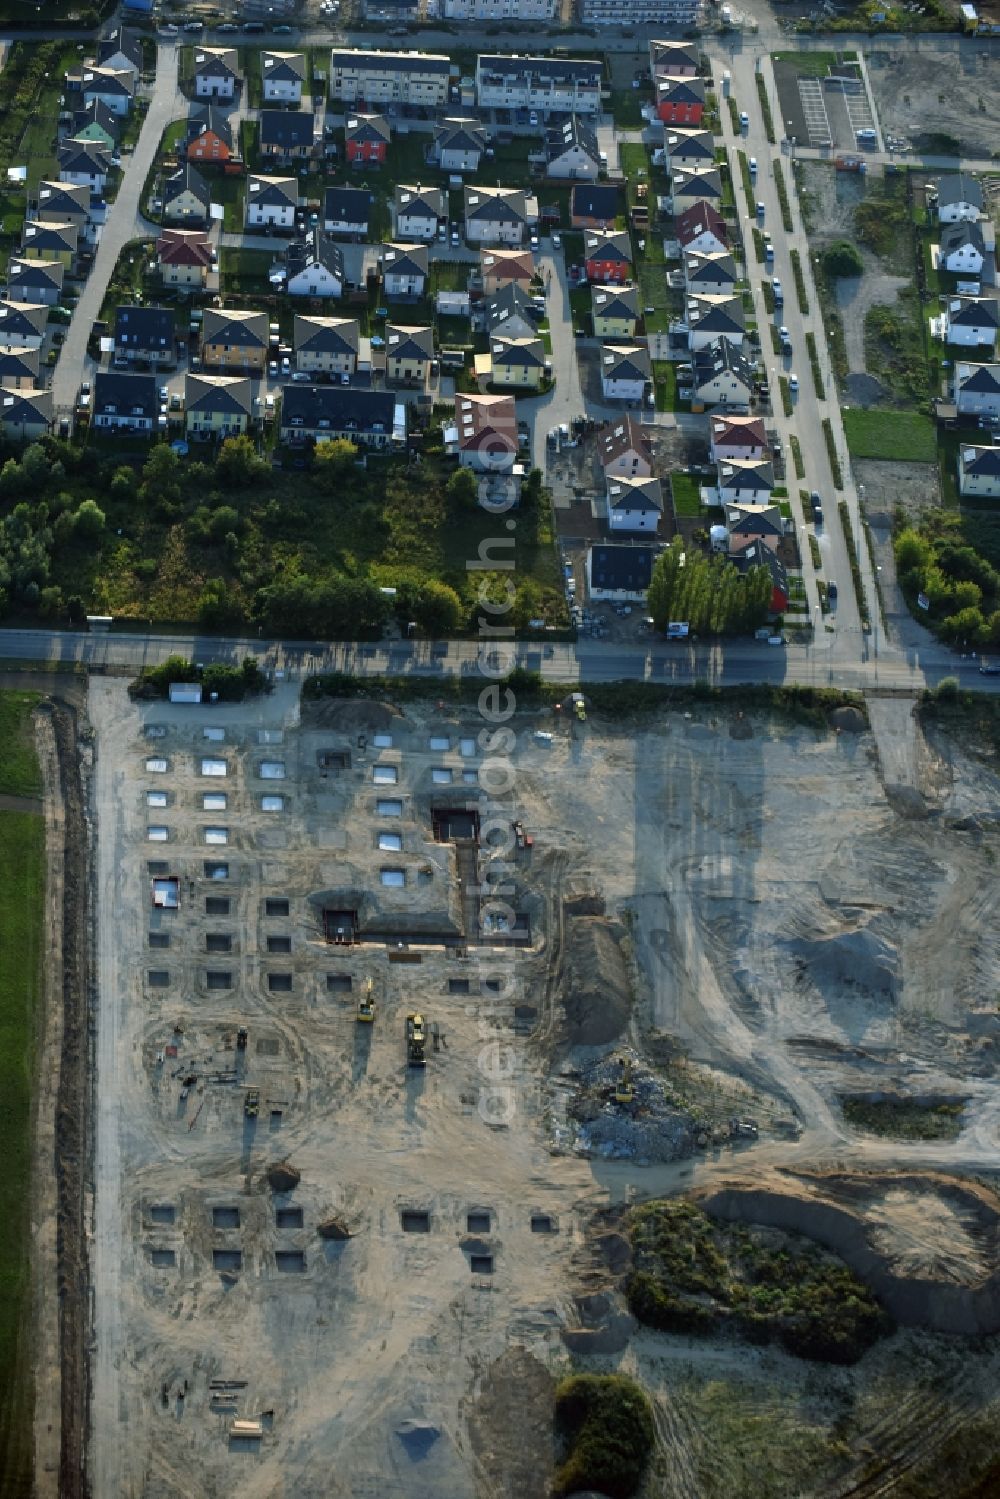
[443,0,555,16]
[475,55,602,115]
[262,50,306,103]
[6,257,63,305]
[328,48,450,108]
[293,314,360,377]
[201,309,269,373]
[185,373,252,438]
[280,385,403,447]
[92,370,158,432]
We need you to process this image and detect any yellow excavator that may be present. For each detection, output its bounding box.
[356,977,376,1024]
[614,1054,634,1106]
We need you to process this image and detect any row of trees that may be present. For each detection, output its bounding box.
[646,537,774,637]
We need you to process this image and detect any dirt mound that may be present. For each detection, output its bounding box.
[562,917,631,1047]
[466,1349,556,1499]
[317,1215,351,1240]
[885,783,929,820]
[830,705,866,734]
[788,923,899,1000]
[302,697,401,732]
[267,1162,301,1193]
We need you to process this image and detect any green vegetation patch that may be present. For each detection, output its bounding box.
[0,693,41,799]
[790,247,809,313]
[626,1199,892,1365]
[131,654,268,702]
[755,73,776,143]
[894,517,1000,647]
[840,1095,966,1140]
[773,159,793,233]
[843,408,936,464]
[671,472,703,517]
[553,1374,654,1499]
[823,418,843,489]
[839,500,870,628]
[647,536,772,637]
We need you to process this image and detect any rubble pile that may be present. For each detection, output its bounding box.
[569,1051,699,1163]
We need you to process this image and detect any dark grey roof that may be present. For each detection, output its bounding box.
[545,114,599,164]
[247,174,297,208]
[434,118,486,154]
[0,348,40,379]
[736,538,787,596]
[330,47,450,76]
[8,258,62,289]
[571,182,621,222]
[294,315,360,355]
[606,476,662,512]
[202,309,267,347]
[93,370,157,418]
[82,66,133,97]
[940,220,985,256]
[585,230,631,263]
[485,282,537,332]
[187,374,252,414]
[962,445,1000,476]
[324,186,371,225]
[492,336,544,367]
[58,140,112,174]
[98,26,143,70]
[346,113,391,145]
[164,162,210,208]
[592,285,639,319]
[689,297,744,333]
[259,109,315,148]
[958,363,1000,393]
[115,304,174,350]
[193,47,239,79]
[477,54,602,87]
[188,104,234,149]
[602,346,650,381]
[655,75,705,103]
[718,459,774,492]
[686,250,736,286]
[692,336,755,388]
[589,543,655,591]
[286,231,345,281]
[0,303,48,337]
[937,173,984,210]
[672,167,722,199]
[950,297,999,328]
[280,384,396,433]
[465,187,526,224]
[36,181,90,217]
[386,324,434,360]
[71,97,120,141]
[396,183,446,217]
[382,242,429,278]
[262,50,306,82]
[0,387,52,424]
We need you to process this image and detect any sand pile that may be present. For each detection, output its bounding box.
[562,918,632,1046]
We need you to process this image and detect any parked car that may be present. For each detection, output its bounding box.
[740,111,749,129]
[749,156,757,175]
[158,22,178,34]
[552,231,562,248]
[771,277,783,304]
[788,372,798,392]
[529,230,539,249]
[756,201,765,222]
[290,371,310,382]
[182,20,204,31]
[827,580,838,600]
[779,325,792,353]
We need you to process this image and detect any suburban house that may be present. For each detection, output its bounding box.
[685,292,746,351]
[649,38,699,75]
[283,233,345,297]
[0,348,40,389]
[444,0,555,16]
[393,183,445,241]
[262,50,306,103]
[294,314,360,376]
[483,282,538,339]
[585,229,632,284]
[6,257,63,305]
[710,414,768,462]
[385,323,434,384]
[716,458,774,506]
[725,500,783,555]
[454,392,518,471]
[81,64,134,116]
[662,127,715,171]
[480,247,534,294]
[381,242,428,298]
[938,220,987,277]
[280,385,403,447]
[654,74,706,124]
[475,54,602,114]
[328,48,450,108]
[192,47,240,100]
[482,333,545,389]
[201,308,268,373]
[162,162,210,225]
[324,185,371,240]
[186,105,235,164]
[259,109,318,160]
[114,304,174,366]
[464,185,529,246]
[545,116,601,180]
[58,140,112,194]
[600,343,651,402]
[21,220,77,266]
[91,370,158,432]
[587,543,656,602]
[598,415,653,478]
[0,388,52,442]
[70,97,119,151]
[958,443,1000,497]
[941,296,999,349]
[345,113,391,164]
[432,118,486,173]
[246,174,297,230]
[735,539,788,615]
[97,25,143,78]
[591,284,640,340]
[676,200,728,256]
[954,361,1000,417]
[606,475,662,533]
[157,227,213,287]
[570,182,621,231]
[685,249,737,297]
[185,373,252,439]
[692,338,756,408]
[936,173,984,224]
[0,302,49,350]
[35,180,91,230]
[671,167,723,210]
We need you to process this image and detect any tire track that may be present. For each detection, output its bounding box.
[833,1382,981,1499]
[650,1388,703,1499]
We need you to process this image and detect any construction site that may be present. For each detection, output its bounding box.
[64,677,1000,1497]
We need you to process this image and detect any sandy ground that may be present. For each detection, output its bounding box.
[866,42,1000,158]
[86,679,1000,1496]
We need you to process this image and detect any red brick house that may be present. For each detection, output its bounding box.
[186,106,234,165]
[584,229,632,285]
[345,113,390,165]
[655,75,706,125]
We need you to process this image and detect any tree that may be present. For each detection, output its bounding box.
[139,443,182,515]
[822,240,864,279]
[109,466,136,502]
[312,439,359,488]
[198,578,246,631]
[893,528,933,576]
[73,498,106,541]
[446,466,479,511]
[216,434,267,489]
[412,578,464,635]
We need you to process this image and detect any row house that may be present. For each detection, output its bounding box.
[92,370,159,432]
[280,385,403,447]
[475,54,602,115]
[187,373,252,439]
[294,314,360,376]
[259,109,319,161]
[328,48,450,108]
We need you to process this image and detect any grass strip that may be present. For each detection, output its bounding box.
[790,434,805,479]
[774,159,793,233]
[790,247,809,313]
[823,418,843,488]
[755,72,776,143]
[779,375,792,417]
[806,332,825,398]
[838,500,870,629]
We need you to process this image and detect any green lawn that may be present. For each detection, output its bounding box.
[671,471,703,516]
[609,88,645,129]
[843,407,937,464]
[771,49,840,77]
[0,691,44,1497]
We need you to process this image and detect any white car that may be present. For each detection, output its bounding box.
[771,276,783,303]
[749,156,757,175]
[789,372,798,392]
[740,111,749,129]
[552,231,562,248]
[530,230,539,250]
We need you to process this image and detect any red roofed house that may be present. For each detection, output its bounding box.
[676,201,728,257]
[710,414,768,463]
[453,392,518,473]
[598,415,653,479]
[480,248,534,295]
[156,227,214,288]
[655,75,706,125]
[584,229,632,286]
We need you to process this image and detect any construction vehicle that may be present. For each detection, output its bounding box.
[244,1087,260,1118]
[356,978,376,1023]
[614,1054,634,1106]
[406,1013,427,1067]
[569,691,587,722]
[236,1026,248,1050]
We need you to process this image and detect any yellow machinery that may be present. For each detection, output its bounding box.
[570,692,587,722]
[406,1012,427,1066]
[357,978,376,1024]
[244,1087,260,1118]
[614,1055,634,1106]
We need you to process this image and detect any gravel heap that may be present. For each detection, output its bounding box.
[570,1050,697,1163]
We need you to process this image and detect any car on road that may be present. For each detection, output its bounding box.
[273,22,294,33]
[749,156,757,176]
[827,580,838,601]
[779,325,792,353]
[437,222,446,242]
[771,277,783,304]
[182,19,204,31]
[290,371,310,382]
[756,201,765,222]
[740,111,749,130]
[280,356,290,375]
[979,659,1000,675]
[764,237,774,262]
[789,372,798,392]
[216,21,238,31]
[551,231,561,248]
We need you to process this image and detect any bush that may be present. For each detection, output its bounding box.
[839,501,870,629]
[755,72,775,142]
[823,419,843,489]
[822,240,864,278]
[553,1375,655,1499]
[773,159,793,233]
